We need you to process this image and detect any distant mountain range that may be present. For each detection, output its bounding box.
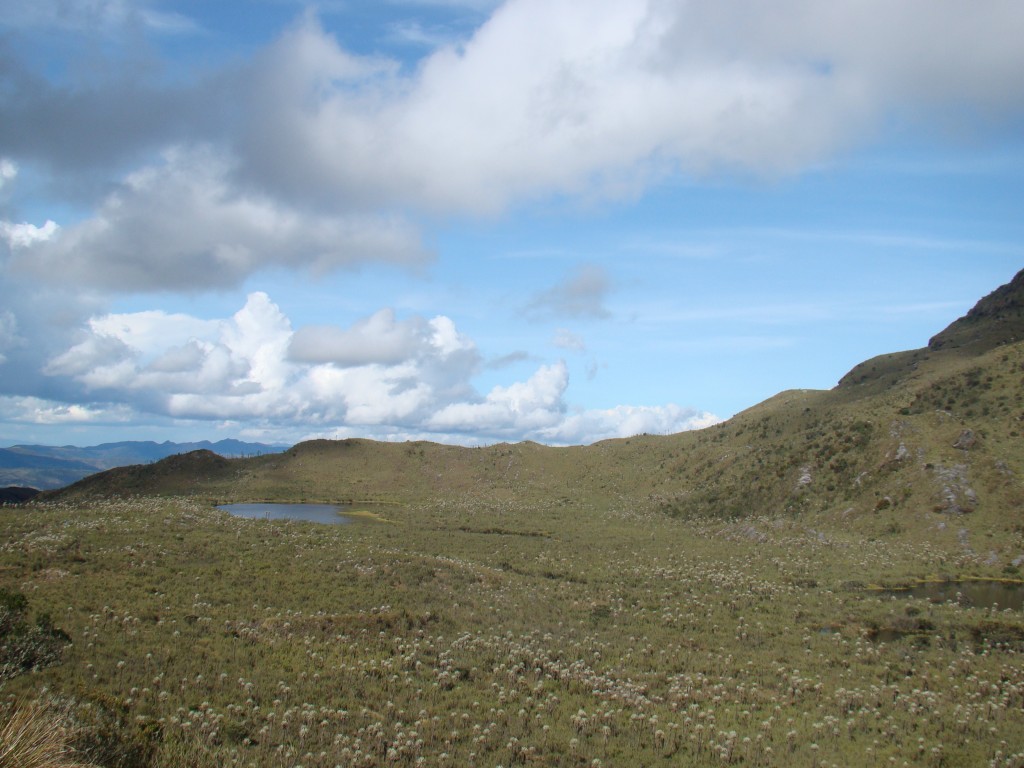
[0,440,287,491]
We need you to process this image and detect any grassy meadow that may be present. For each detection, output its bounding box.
[2,492,1024,767]
[3,274,1024,766]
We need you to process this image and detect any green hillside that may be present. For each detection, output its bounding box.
[49,269,1024,556]
[6,270,1023,768]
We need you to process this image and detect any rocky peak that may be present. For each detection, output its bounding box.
[928,268,1024,352]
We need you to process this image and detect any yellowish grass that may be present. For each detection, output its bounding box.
[344,508,394,523]
[0,700,94,768]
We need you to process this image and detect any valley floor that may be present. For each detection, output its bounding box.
[2,497,1024,767]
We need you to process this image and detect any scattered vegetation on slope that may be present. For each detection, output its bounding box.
[2,497,1024,767]
[4,268,1023,766]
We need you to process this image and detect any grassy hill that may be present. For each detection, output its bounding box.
[6,270,1022,768]
[1,439,286,490]
[0,447,98,489]
[49,269,1024,555]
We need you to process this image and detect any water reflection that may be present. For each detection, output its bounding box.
[219,503,352,525]
[878,580,1024,611]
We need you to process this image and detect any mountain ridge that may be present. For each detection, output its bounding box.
[929,267,1024,351]
[836,268,1024,393]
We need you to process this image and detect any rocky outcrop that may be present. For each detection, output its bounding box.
[952,429,977,451]
[932,463,978,514]
[929,268,1024,352]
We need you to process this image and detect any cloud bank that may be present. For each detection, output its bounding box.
[5,0,1024,290]
[2,0,1022,444]
[1,293,715,444]
[233,1,1024,214]
[7,147,429,292]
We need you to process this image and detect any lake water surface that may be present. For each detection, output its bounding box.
[219,503,352,524]
[879,580,1024,611]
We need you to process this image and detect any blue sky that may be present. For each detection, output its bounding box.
[0,0,1022,448]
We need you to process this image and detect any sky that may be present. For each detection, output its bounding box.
[0,0,1022,448]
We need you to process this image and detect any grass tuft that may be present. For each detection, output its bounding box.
[0,700,94,768]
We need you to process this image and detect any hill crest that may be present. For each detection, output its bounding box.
[929,267,1024,352]
[44,269,1024,540]
[1,439,286,490]
[836,268,1024,393]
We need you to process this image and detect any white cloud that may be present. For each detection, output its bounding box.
[42,293,286,402]
[11,146,429,291]
[29,292,712,444]
[0,395,136,425]
[89,310,222,356]
[0,220,59,248]
[386,20,465,49]
[44,333,136,380]
[0,273,111,405]
[427,361,568,434]
[539,404,721,445]
[7,0,1016,446]
[229,1,1024,215]
[4,1,1023,297]
[0,159,16,190]
[219,292,294,394]
[290,309,433,367]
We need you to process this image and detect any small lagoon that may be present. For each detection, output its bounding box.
[877,580,1024,612]
[219,502,353,525]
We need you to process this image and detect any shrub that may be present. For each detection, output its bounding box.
[0,588,70,683]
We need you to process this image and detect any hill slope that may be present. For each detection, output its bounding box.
[1,439,285,490]
[0,448,99,490]
[48,269,1024,557]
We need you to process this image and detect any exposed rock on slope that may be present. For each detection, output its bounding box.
[836,268,1024,392]
[929,268,1024,352]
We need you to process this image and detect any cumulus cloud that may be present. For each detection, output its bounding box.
[2,0,1016,444]
[538,404,721,445]
[89,310,222,356]
[0,271,110,408]
[4,1,1024,288]
[6,1,1024,209]
[427,361,568,435]
[290,309,437,367]
[0,160,62,249]
[0,220,59,248]
[0,396,137,426]
[229,1,1024,214]
[19,292,713,444]
[9,147,429,291]
[0,159,16,190]
[44,333,136,382]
